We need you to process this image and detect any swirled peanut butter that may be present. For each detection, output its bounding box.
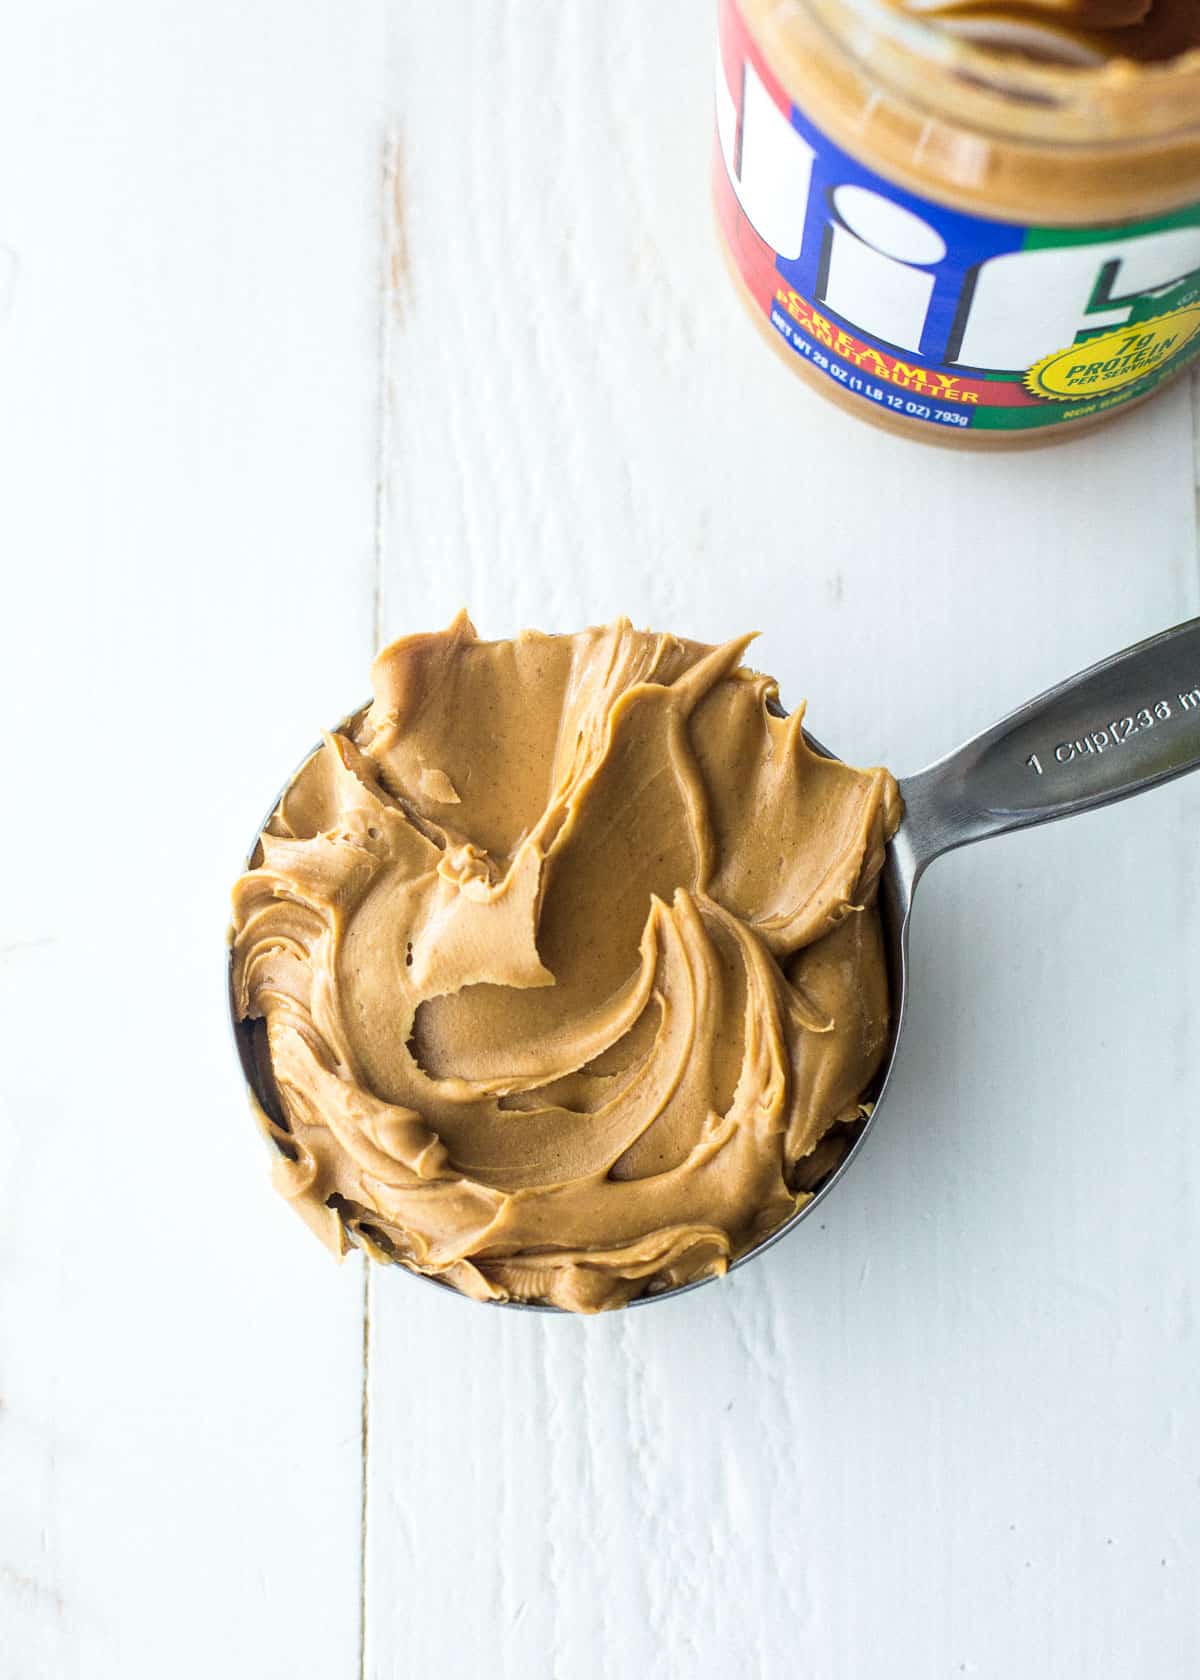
[231,617,901,1312]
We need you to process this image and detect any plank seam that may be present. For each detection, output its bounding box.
[360,123,402,1680]
[376,126,407,657]
[358,1263,371,1680]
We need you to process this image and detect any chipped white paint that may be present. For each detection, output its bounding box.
[2,3,1198,1678]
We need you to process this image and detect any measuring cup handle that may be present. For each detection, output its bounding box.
[899,617,1200,872]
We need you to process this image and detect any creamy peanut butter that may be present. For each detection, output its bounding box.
[715,0,1200,443]
[231,617,901,1312]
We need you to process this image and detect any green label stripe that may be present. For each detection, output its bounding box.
[971,335,1200,430]
[1022,202,1200,252]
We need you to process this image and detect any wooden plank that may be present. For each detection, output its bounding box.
[371,5,1200,1677]
[0,4,384,1675]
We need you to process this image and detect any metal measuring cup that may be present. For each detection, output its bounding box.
[231,618,1200,1310]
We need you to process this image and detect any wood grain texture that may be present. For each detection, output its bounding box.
[371,6,1200,1678]
[0,4,385,1675]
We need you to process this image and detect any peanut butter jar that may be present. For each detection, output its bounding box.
[713,0,1200,445]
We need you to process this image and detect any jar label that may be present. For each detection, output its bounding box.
[715,0,1200,434]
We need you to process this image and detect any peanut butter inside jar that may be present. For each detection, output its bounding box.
[714,0,1200,444]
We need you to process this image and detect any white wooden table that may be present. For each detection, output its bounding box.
[2,6,1198,1677]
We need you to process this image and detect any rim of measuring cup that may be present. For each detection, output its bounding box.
[227,705,907,1314]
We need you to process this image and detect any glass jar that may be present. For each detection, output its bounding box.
[713,0,1200,445]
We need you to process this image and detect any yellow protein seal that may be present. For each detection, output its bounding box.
[1025,304,1200,401]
